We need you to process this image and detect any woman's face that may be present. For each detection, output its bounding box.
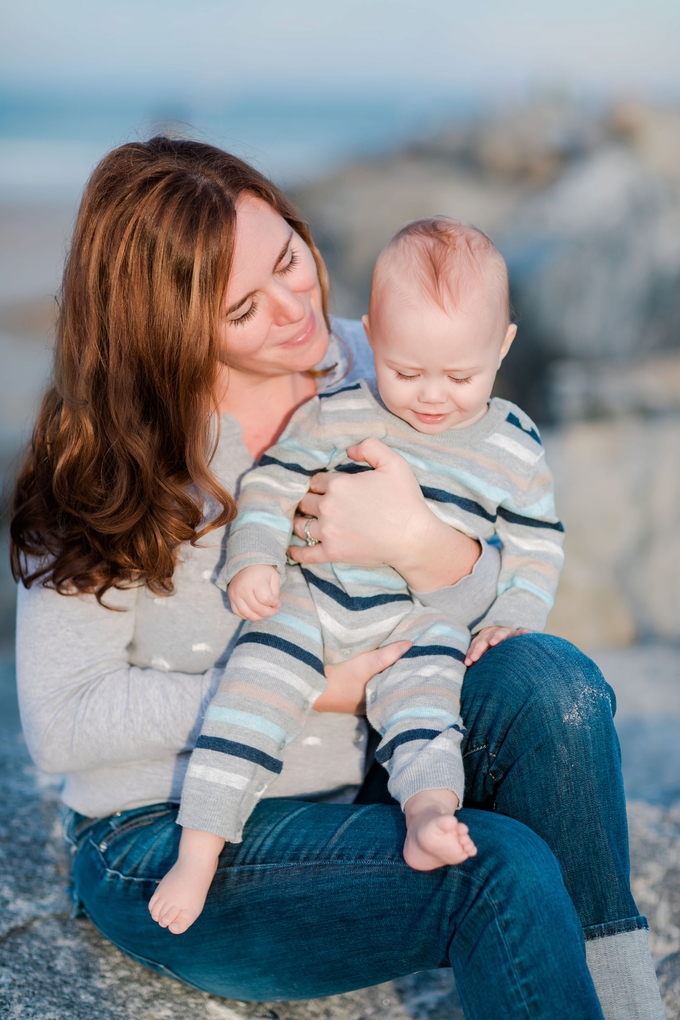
[219,194,329,378]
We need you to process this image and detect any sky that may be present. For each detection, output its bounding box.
[2,0,679,102]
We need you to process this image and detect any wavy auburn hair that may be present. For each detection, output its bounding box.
[10,136,330,602]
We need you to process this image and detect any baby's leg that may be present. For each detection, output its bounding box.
[149,828,224,935]
[365,607,472,866]
[177,564,327,844]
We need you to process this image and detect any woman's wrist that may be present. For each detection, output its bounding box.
[389,509,481,592]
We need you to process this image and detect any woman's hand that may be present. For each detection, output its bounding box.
[287,438,480,591]
[316,640,412,714]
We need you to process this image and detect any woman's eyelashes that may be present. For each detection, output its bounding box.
[278,247,300,275]
[227,248,300,326]
[231,302,258,325]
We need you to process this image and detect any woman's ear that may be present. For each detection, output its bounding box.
[498,323,517,367]
[361,314,373,347]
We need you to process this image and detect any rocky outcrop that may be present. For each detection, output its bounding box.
[544,416,680,648]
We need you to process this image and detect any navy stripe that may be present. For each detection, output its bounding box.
[257,454,324,477]
[334,462,373,474]
[375,730,444,762]
[319,382,362,399]
[420,485,497,523]
[506,412,542,446]
[497,507,565,532]
[235,632,325,676]
[301,568,412,610]
[401,645,466,663]
[195,735,283,774]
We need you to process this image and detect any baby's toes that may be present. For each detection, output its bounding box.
[157,903,183,928]
[168,909,198,935]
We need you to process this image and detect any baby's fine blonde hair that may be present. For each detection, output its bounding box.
[370,216,510,322]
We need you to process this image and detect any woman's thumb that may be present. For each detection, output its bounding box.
[367,640,412,677]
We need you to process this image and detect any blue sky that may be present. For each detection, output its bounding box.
[2,0,679,101]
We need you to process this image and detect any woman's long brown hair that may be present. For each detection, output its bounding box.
[10,137,330,603]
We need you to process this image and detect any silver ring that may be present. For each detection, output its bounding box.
[304,517,320,546]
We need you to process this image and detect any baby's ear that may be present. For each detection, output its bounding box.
[499,323,517,365]
[361,315,373,345]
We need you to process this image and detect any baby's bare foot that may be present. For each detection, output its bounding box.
[148,855,217,935]
[404,812,477,871]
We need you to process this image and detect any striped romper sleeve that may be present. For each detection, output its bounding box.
[221,395,334,585]
[473,409,565,633]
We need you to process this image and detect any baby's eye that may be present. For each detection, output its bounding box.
[396,371,418,380]
[450,376,472,385]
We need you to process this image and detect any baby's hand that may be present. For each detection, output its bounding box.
[465,626,528,666]
[403,789,477,871]
[228,565,281,621]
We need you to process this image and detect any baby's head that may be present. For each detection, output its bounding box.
[362,217,516,433]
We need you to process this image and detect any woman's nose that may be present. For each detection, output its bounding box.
[271,279,306,325]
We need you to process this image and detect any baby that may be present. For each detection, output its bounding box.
[150,217,564,934]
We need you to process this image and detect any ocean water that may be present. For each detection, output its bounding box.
[0,89,476,199]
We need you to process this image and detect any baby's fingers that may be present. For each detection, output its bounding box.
[465,637,490,666]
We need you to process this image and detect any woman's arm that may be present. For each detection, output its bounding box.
[288,437,480,589]
[16,581,218,774]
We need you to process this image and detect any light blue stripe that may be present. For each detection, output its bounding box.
[420,623,469,643]
[231,511,291,534]
[278,437,333,464]
[332,566,409,591]
[274,612,322,644]
[386,707,460,727]
[400,449,553,518]
[399,450,511,504]
[205,707,289,744]
[497,575,555,609]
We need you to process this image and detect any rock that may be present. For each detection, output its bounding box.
[499,146,680,419]
[548,352,680,422]
[544,415,680,648]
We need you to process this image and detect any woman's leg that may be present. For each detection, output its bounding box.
[459,633,663,1020]
[67,800,604,1019]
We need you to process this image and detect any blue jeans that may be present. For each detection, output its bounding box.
[65,636,642,1018]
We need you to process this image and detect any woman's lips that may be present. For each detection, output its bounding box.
[280,312,316,348]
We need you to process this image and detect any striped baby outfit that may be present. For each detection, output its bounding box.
[177,381,564,842]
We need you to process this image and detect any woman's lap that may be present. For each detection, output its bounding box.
[66,633,623,1017]
[68,799,601,1017]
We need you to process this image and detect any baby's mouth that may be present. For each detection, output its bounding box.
[412,411,450,424]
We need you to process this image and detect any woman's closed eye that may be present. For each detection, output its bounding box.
[277,247,300,275]
[230,302,258,325]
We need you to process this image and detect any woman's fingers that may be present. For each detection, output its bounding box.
[292,512,320,542]
[318,640,412,714]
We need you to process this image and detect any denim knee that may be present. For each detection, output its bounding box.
[483,633,616,729]
[455,810,578,925]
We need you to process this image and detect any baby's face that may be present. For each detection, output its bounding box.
[364,285,516,434]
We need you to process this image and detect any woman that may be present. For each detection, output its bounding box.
[10,138,661,1020]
